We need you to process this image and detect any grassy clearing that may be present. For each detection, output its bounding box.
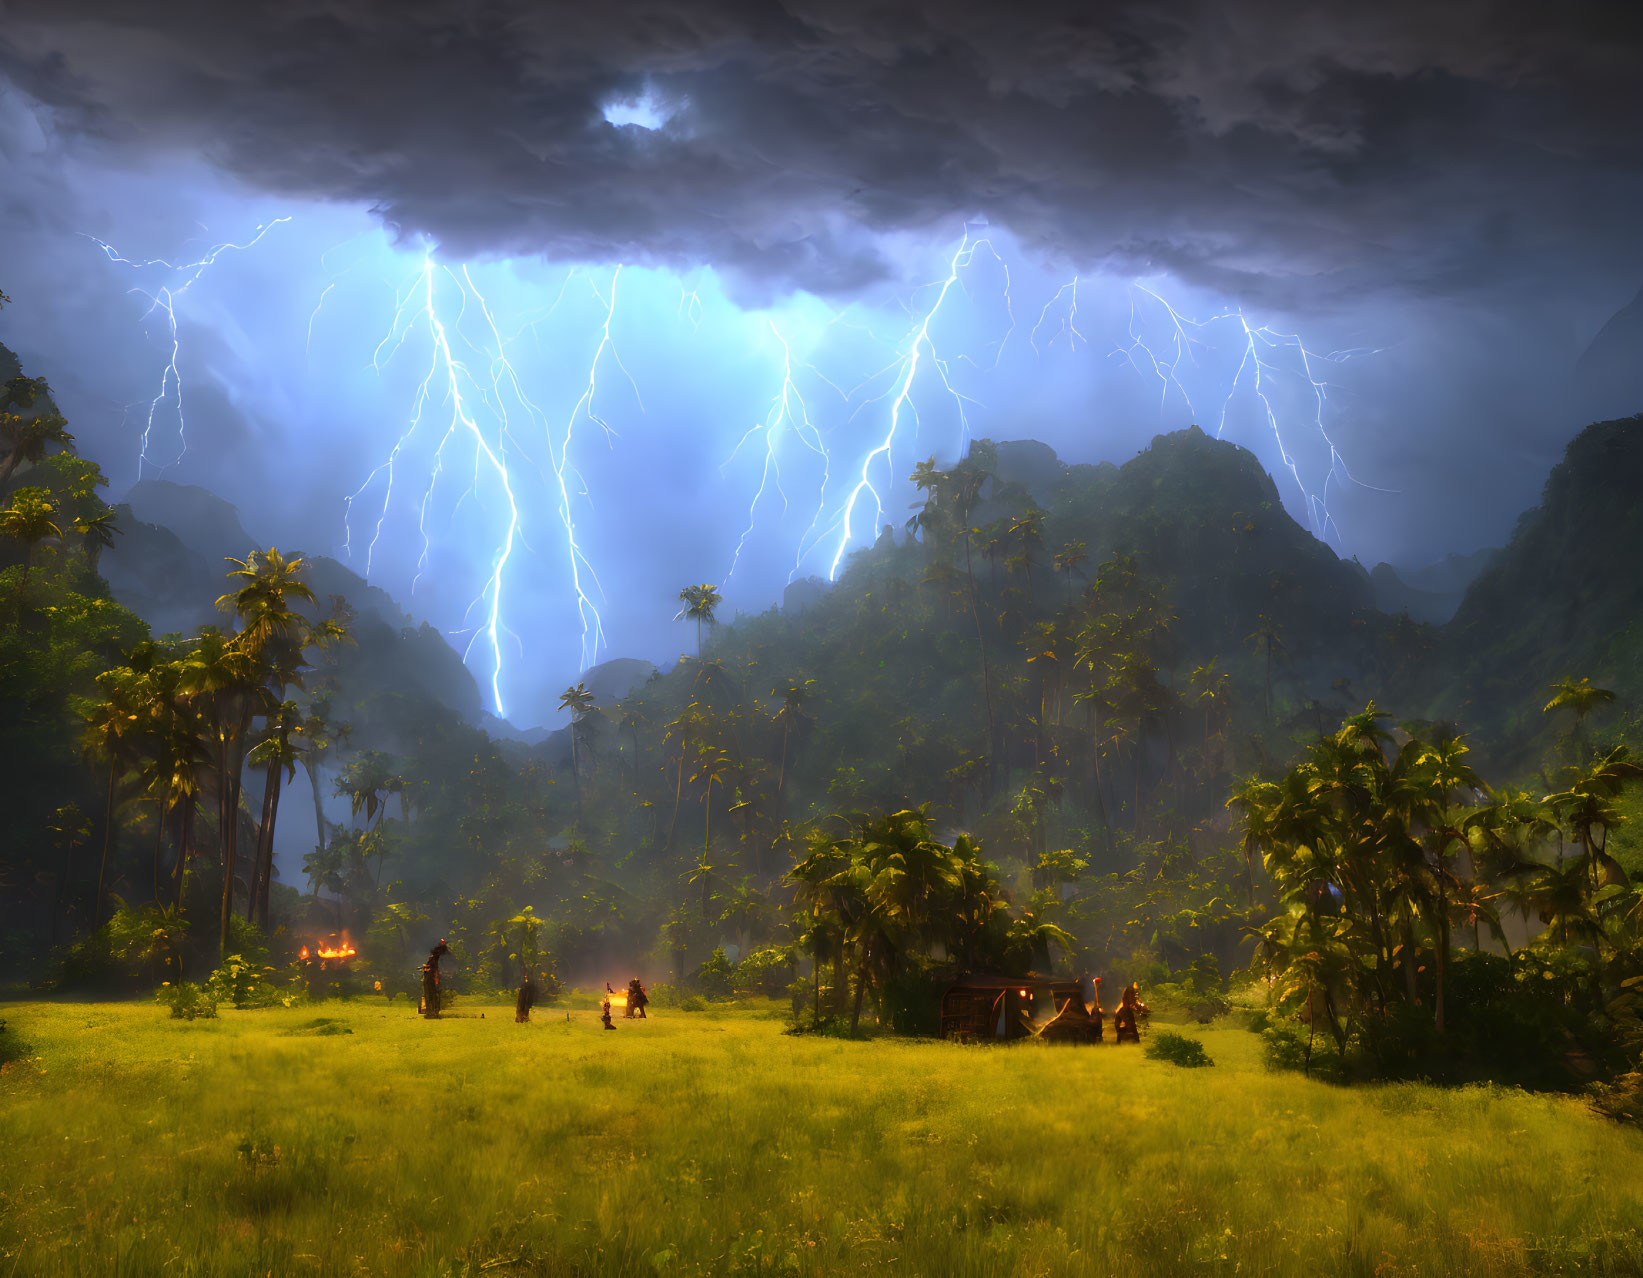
[2,998,1641,1276]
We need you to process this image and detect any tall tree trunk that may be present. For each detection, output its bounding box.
[302,757,328,854]
[962,533,996,789]
[1401,918,1419,1004]
[666,751,686,851]
[153,801,167,904]
[248,758,279,922]
[256,780,283,934]
[174,801,194,915]
[570,722,583,831]
[219,732,242,959]
[1434,871,1449,1036]
[93,760,116,930]
[849,949,871,1038]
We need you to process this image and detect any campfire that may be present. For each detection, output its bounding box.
[299,936,357,966]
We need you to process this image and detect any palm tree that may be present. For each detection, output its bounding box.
[246,700,305,928]
[946,467,997,783]
[1544,677,1616,763]
[1544,746,1643,890]
[302,841,347,930]
[177,626,266,956]
[45,804,89,943]
[617,703,647,795]
[1005,509,1045,593]
[662,703,705,852]
[692,743,734,872]
[71,509,121,572]
[200,548,324,946]
[1053,541,1088,600]
[557,682,596,828]
[0,408,74,490]
[297,700,345,853]
[1405,734,1485,1034]
[1189,659,1231,754]
[717,880,768,959]
[216,549,317,655]
[0,487,62,588]
[675,583,723,657]
[772,679,815,801]
[1107,650,1169,828]
[1245,614,1287,726]
[688,850,719,921]
[81,664,145,930]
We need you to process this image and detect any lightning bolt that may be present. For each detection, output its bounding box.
[345,247,523,717]
[720,319,840,587]
[84,219,290,477]
[825,230,1008,581]
[1087,282,1387,548]
[1030,276,1086,354]
[545,267,642,671]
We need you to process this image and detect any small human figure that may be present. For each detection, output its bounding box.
[600,996,615,1030]
[515,973,538,1023]
[1113,982,1147,1044]
[623,978,638,1018]
[420,938,450,1019]
[1083,974,1105,1041]
[631,979,649,1020]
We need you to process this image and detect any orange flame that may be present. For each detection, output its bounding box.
[315,942,357,960]
[301,937,356,962]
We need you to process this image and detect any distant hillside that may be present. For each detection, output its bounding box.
[1030,426,1385,692]
[1438,414,1643,769]
[1361,551,1497,625]
[102,478,485,726]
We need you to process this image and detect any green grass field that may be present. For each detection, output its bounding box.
[3,997,1642,1277]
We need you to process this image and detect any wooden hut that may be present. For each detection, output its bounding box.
[939,974,1084,1041]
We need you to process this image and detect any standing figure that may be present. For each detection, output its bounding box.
[420,939,450,1019]
[631,979,649,1019]
[1083,974,1105,1041]
[1113,982,1147,1044]
[515,973,538,1023]
[600,996,615,1030]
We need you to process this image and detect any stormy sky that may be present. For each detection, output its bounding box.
[1,0,1641,725]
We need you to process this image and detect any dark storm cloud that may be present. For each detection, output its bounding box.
[2,0,1640,304]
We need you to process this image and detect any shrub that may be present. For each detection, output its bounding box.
[206,955,281,1009]
[785,1008,852,1037]
[1145,1031,1213,1068]
[51,902,188,991]
[1592,1071,1643,1127]
[734,947,795,997]
[157,981,218,1020]
[691,948,735,998]
[1260,1017,1346,1081]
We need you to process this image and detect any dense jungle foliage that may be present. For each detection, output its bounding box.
[3,292,1642,1108]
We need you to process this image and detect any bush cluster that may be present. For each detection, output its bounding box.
[1145,1031,1214,1068]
